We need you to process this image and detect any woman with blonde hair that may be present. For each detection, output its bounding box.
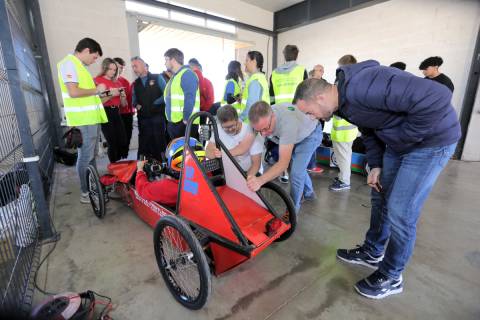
[94,58,128,163]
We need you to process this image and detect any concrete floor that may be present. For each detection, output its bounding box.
[36,154,480,320]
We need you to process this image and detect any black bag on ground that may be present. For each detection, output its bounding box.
[54,147,77,166]
[63,127,83,148]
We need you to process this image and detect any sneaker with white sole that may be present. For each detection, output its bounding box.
[80,192,90,204]
[336,245,383,269]
[329,179,351,192]
[354,270,403,299]
[279,172,289,184]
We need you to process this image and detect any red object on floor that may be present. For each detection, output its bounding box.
[307,166,324,174]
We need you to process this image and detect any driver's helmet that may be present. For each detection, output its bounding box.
[166,137,206,171]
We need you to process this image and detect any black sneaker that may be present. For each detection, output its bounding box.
[354,270,403,299]
[336,245,383,269]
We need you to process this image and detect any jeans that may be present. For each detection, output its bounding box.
[307,152,316,169]
[363,143,457,279]
[77,124,100,193]
[290,125,323,213]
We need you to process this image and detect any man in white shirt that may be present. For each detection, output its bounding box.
[206,105,263,176]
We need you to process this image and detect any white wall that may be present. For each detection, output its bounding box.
[39,0,133,109]
[277,0,480,113]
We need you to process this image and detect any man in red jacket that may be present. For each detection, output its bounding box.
[188,58,214,112]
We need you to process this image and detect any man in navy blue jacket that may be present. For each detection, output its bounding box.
[295,60,461,299]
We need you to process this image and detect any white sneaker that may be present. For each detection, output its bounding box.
[80,192,90,204]
[279,172,289,184]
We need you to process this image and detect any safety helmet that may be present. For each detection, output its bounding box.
[166,137,206,171]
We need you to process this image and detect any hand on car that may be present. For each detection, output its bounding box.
[213,148,222,158]
[137,160,146,171]
[246,175,262,192]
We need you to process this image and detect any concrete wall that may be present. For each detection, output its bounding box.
[39,0,133,110]
[277,0,480,114]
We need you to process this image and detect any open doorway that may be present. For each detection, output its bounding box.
[138,24,250,101]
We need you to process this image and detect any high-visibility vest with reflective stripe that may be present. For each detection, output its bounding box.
[240,72,269,120]
[57,54,107,126]
[331,115,358,142]
[271,65,305,104]
[165,68,200,124]
[221,78,241,110]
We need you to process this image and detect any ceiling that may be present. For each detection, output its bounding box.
[239,0,304,12]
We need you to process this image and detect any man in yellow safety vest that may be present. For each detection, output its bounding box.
[57,38,109,204]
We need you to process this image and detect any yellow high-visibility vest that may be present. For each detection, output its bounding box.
[57,54,107,126]
[271,65,305,104]
[331,115,358,142]
[221,78,242,111]
[165,68,200,124]
[240,72,269,122]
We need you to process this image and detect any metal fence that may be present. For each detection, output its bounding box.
[0,0,56,315]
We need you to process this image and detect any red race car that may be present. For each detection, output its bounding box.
[85,112,297,310]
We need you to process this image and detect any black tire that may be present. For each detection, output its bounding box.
[259,181,297,242]
[86,165,106,219]
[153,215,211,310]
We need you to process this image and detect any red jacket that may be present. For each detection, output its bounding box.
[117,76,134,114]
[193,69,214,111]
[135,171,178,207]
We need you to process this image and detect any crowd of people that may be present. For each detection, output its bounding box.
[57,37,459,300]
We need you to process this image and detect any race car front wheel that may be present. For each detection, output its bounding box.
[153,215,211,310]
[86,165,106,219]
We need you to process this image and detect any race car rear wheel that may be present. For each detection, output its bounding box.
[86,165,106,219]
[153,215,211,310]
[259,182,297,242]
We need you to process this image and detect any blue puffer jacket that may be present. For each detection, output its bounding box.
[336,60,461,168]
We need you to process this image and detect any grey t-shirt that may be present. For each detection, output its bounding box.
[269,102,317,145]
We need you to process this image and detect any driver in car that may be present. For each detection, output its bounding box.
[136,137,205,206]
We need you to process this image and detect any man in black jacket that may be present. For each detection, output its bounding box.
[131,56,167,160]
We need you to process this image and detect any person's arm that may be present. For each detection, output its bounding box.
[247,153,262,177]
[205,79,214,109]
[247,144,293,191]
[181,70,198,122]
[206,141,222,159]
[224,81,237,104]
[152,74,167,106]
[358,127,385,169]
[229,131,255,156]
[269,74,275,105]
[240,80,262,120]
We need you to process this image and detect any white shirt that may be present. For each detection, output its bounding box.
[210,122,264,173]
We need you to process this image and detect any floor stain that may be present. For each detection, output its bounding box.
[304,276,350,319]
[215,255,320,320]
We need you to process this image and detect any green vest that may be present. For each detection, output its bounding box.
[271,65,305,104]
[165,68,200,124]
[331,115,358,142]
[240,72,269,122]
[221,79,242,111]
[57,54,107,126]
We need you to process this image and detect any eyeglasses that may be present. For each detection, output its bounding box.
[221,122,237,132]
[255,114,273,134]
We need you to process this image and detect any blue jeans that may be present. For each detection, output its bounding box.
[363,143,456,279]
[290,125,323,213]
[307,152,317,169]
[77,125,100,193]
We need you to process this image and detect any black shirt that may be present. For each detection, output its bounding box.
[426,73,454,92]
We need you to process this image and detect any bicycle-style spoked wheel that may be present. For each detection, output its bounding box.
[86,165,106,218]
[258,181,297,242]
[153,215,211,310]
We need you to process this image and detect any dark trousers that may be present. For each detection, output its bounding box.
[120,113,133,158]
[167,121,199,140]
[138,113,167,160]
[101,107,127,163]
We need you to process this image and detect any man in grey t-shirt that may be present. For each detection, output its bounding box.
[247,101,323,213]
